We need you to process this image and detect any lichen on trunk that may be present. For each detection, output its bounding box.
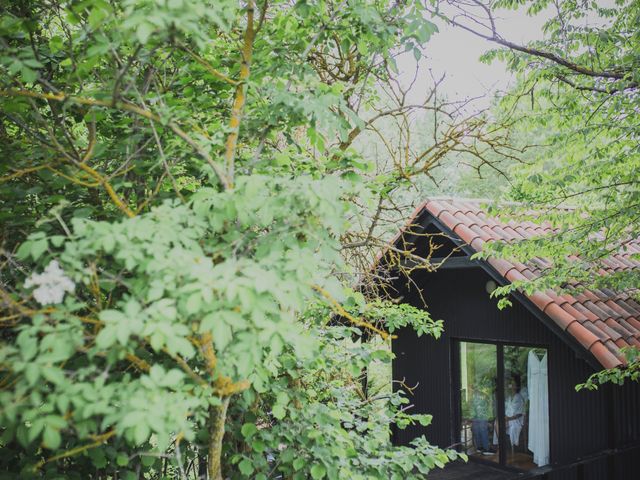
[208,396,231,480]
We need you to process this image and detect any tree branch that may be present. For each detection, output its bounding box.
[429,5,629,80]
[224,0,256,186]
[0,89,231,190]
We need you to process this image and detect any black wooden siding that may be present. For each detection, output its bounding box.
[391,266,640,478]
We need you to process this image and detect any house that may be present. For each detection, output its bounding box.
[379,198,640,480]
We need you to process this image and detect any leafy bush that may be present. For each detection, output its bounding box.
[1,175,461,478]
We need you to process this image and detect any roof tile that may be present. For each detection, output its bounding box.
[545,303,578,330]
[581,301,611,322]
[488,258,513,277]
[506,269,528,283]
[616,299,640,317]
[572,303,600,322]
[560,302,589,322]
[417,198,640,369]
[605,319,632,339]
[583,321,611,342]
[605,300,631,318]
[530,292,554,312]
[590,341,624,369]
[437,210,462,229]
[593,320,622,341]
[567,322,600,350]
[453,224,479,246]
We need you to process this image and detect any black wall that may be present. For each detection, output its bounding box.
[390,266,640,477]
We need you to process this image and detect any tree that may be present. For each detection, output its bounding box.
[429,0,640,384]
[428,0,640,293]
[0,1,491,478]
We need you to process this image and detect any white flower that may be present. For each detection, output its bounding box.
[24,260,75,306]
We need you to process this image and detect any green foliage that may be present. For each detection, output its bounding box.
[1,175,351,473]
[343,294,445,338]
[224,322,462,479]
[478,0,640,296]
[453,0,640,388]
[0,0,458,477]
[577,347,640,391]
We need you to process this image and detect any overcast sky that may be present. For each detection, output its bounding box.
[395,6,551,109]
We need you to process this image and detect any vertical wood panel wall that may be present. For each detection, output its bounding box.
[390,266,637,476]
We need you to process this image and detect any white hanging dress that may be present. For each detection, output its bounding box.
[527,350,549,466]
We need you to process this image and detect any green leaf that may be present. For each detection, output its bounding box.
[276,391,289,405]
[133,422,150,445]
[103,234,116,253]
[30,238,48,260]
[95,326,117,349]
[310,463,326,479]
[150,331,164,351]
[50,235,65,247]
[24,363,40,386]
[27,419,44,443]
[238,458,254,475]
[116,320,131,345]
[241,423,257,438]
[185,292,202,315]
[89,447,107,468]
[17,333,38,361]
[100,309,128,323]
[251,439,266,453]
[16,241,32,260]
[48,36,64,53]
[21,67,38,84]
[293,457,305,471]
[117,453,129,466]
[42,426,61,449]
[272,404,286,420]
[136,23,154,44]
[162,369,184,388]
[42,366,66,385]
[212,322,232,351]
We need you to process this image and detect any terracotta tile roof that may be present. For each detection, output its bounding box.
[413,198,640,369]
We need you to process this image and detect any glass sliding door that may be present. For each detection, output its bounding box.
[459,342,498,463]
[504,345,549,469]
[458,341,549,470]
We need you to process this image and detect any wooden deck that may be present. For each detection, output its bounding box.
[426,460,521,480]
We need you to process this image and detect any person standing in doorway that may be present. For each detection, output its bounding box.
[493,375,525,449]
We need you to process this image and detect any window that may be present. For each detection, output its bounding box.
[459,342,499,463]
[458,341,549,470]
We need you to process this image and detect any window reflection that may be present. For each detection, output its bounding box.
[504,346,549,469]
[460,342,499,463]
[459,342,549,469]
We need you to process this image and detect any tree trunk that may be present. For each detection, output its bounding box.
[208,396,231,480]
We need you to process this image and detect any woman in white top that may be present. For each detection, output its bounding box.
[493,375,525,447]
[504,376,525,446]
